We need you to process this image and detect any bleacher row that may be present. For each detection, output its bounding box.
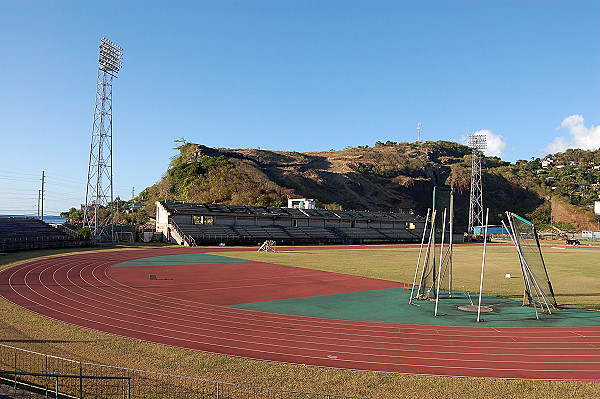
[166,202,420,222]
[174,223,419,245]
[0,218,84,251]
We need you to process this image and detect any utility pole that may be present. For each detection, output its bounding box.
[40,171,45,222]
[131,187,135,224]
[417,123,422,143]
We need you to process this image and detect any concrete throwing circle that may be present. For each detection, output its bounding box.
[1,247,599,380]
[458,305,494,313]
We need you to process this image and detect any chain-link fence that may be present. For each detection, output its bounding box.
[0,344,372,399]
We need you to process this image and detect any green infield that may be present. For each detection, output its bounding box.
[230,287,600,327]
[113,253,254,267]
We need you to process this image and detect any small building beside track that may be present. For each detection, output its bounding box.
[582,230,600,240]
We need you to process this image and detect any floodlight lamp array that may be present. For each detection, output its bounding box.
[468,134,487,150]
[98,38,123,73]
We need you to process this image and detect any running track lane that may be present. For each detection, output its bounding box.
[0,248,599,380]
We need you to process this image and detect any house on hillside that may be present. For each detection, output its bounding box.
[287,198,317,210]
[541,159,554,168]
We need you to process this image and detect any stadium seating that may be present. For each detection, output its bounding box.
[175,224,240,244]
[283,226,342,244]
[159,201,424,246]
[0,217,86,251]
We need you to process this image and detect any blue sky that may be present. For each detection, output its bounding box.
[1,0,599,216]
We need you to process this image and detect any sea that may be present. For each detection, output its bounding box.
[0,214,67,224]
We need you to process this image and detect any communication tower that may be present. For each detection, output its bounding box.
[84,38,123,241]
[468,134,486,235]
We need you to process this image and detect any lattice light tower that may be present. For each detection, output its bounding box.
[468,134,486,235]
[84,38,123,241]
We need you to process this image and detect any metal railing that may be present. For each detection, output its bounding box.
[0,235,76,244]
[0,370,130,399]
[169,221,197,246]
[0,344,373,399]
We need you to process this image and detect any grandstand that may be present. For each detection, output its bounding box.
[156,201,424,246]
[0,217,87,251]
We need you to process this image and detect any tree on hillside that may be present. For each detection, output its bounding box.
[60,208,84,223]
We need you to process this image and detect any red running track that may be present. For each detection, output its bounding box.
[1,247,599,380]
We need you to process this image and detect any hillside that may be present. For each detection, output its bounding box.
[138,142,600,230]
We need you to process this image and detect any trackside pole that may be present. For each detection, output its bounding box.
[410,208,431,305]
[434,208,447,316]
[477,208,490,322]
[448,191,454,296]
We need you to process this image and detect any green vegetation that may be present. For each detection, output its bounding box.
[0,244,598,398]
[499,149,600,229]
[167,153,230,198]
[60,198,152,227]
[76,226,91,240]
[139,143,287,208]
[60,207,84,223]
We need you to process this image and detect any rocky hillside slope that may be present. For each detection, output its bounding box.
[138,141,600,230]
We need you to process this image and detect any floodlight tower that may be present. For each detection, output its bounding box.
[84,38,123,241]
[468,134,486,235]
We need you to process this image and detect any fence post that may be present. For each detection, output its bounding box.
[121,368,126,399]
[216,381,219,399]
[79,361,83,398]
[45,354,49,397]
[55,376,59,398]
[13,347,17,388]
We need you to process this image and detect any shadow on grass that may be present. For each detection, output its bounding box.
[504,293,600,299]
[0,243,173,268]
[0,340,91,344]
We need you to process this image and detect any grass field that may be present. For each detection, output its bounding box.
[0,243,599,398]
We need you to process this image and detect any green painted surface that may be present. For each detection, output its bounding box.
[113,253,254,267]
[230,288,600,327]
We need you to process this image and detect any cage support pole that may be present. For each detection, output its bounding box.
[477,208,490,322]
[434,208,447,316]
[507,215,539,320]
[417,209,437,299]
[448,190,454,296]
[410,208,431,305]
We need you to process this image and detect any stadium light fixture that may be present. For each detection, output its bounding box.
[468,134,487,151]
[98,37,123,74]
